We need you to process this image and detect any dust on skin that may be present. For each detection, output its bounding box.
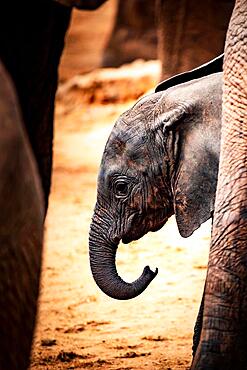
[30,88,211,369]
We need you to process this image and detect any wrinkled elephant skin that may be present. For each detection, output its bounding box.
[156,0,234,79]
[191,1,247,369]
[0,1,72,210]
[0,63,44,370]
[89,72,223,300]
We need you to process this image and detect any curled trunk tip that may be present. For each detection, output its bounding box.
[89,224,158,300]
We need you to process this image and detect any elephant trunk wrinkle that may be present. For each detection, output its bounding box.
[89,213,158,300]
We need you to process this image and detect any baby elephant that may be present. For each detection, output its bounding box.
[89,71,222,300]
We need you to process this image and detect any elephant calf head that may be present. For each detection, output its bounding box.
[89,72,222,300]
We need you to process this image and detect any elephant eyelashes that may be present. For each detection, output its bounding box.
[114,181,129,197]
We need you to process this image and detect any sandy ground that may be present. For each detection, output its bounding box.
[29,71,211,370]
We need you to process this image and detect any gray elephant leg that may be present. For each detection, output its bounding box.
[0,1,72,211]
[156,0,234,79]
[191,0,247,368]
[0,62,44,370]
[101,0,157,67]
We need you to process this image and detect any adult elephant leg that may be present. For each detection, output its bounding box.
[0,1,72,211]
[156,0,234,80]
[191,1,247,369]
[101,0,157,67]
[0,63,44,370]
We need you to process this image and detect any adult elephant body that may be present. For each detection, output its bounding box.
[191,1,247,368]
[89,71,222,299]
[0,1,71,210]
[0,62,44,370]
[101,0,157,67]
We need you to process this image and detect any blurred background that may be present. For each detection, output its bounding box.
[31,1,234,369]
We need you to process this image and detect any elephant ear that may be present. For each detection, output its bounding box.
[155,102,219,238]
[170,115,219,237]
[173,149,218,238]
[155,54,224,92]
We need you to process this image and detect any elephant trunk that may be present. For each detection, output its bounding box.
[89,211,158,300]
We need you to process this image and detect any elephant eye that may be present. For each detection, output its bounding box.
[115,181,129,197]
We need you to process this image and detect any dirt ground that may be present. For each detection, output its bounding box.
[30,4,211,369]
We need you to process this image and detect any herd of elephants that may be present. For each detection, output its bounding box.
[0,0,246,369]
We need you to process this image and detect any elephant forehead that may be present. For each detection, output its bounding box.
[114,95,160,130]
[103,147,150,170]
[106,135,126,156]
[106,130,149,158]
[131,92,162,113]
[101,143,151,180]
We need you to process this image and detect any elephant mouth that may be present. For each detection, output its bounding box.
[150,223,164,232]
[122,236,131,244]
[122,232,145,244]
[122,217,168,244]
[122,236,138,244]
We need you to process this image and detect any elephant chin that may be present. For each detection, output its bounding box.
[89,221,158,300]
[122,215,168,244]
